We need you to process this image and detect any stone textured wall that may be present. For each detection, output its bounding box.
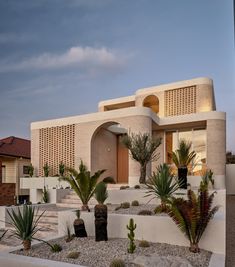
[196,84,216,112]
[207,119,226,188]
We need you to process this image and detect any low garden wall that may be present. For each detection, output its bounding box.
[58,209,225,255]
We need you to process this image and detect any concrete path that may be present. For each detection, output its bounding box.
[226,195,235,267]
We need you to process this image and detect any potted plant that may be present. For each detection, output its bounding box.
[94,181,108,241]
[121,132,161,184]
[172,139,196,189]
[6,205,45,250]
[43,162,49,177]
[28,163,34,177]
[59,161,65,177]
[73,209,87,237]
[145,163,181,213]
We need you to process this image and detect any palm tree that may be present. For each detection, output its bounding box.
[172,139,196,189]
[94,181,108,241]
[59,161,110,211]
[145,163,180,213]
[6,205,45,250]
[122,132,161,184]
[168,183,219,253]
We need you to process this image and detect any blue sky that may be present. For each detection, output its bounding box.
[0,0,234,151]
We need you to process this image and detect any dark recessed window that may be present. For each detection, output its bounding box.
[23,166,29,175]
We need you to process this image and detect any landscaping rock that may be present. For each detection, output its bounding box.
[132,254,192,267]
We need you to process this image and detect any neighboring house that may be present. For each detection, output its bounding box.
[0,136,30,204]
[31,77,226,189]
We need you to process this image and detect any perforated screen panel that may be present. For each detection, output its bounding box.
[39,125,75,176]
[164,86,196,116]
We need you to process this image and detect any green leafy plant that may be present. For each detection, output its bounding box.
[139,239,150,247]
[65,223,74,242]
[134,185,140,189]
[59,161,65,177]
[122,133,161,184]
[67,251,80,259]
[138,209,152,216]
[59,160,110,211]
[109,258,126,267]
[131,200,139,206]
[43,162,49,177]
[94,182,108,204]
[127,218,136,253]
[6,205,45,250]
[42,186,49,203]
[172,139,196,189]
[201,169,214,188]
[28,163,34,177]
[168,183,219,253]
[145,164,180,213]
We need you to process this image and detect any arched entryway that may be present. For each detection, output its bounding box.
[143,95,159,114]
[91,122,129,184]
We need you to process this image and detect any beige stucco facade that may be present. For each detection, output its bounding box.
[31,77,226,188]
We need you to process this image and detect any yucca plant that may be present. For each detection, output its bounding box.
[172,139,196,189]
[145,163,180,213]
[168,183,219,253]
[6,205,45,250]
[59,160,110,211]
[121,132,161,184]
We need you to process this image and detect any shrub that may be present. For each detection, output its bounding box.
[110,258,126,267]
[67,251,80,259]
[139,240,150,247]
[168,183,219,253]
[131,200,139,206]
[59,162,65,177]
[28,163,34,177]
[121,202,130,209]
[50,243,62,253]
[103,177,116,184]
[138,210,152,216]
[145,163,180,213]
[6,205,45,250]
[120,185,129,190]
[134,185,140,189]
[43,162,49,177]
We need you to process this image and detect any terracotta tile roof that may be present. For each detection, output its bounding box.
[0,136,30,159]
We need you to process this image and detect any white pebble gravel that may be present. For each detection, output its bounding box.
[13,237,211,267]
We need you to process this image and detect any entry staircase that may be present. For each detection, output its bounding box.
[56,183,128,209]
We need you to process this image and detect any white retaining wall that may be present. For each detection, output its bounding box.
[58,209,225,255]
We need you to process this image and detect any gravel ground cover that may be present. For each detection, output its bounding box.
[13,237,211,267]
[107,204,162,215]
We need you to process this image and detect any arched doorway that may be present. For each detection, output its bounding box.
[143,95,159,114]
[91,122,129,184]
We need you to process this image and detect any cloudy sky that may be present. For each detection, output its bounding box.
[0,0,234,151]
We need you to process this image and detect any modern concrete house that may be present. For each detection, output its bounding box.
[30,77,226,188]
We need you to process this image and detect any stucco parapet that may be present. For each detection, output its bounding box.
[31,107,158,130]
[136,77,213,95]
[159,111,226,126]
[98,95,135,108]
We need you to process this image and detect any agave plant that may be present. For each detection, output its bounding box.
[6,205,45,250]
[168,183,219,253]
[145,164,180,213]
[172,139,196,189]
[121,132,161,184]
[59,160,110,211]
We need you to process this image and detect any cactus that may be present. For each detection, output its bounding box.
[126,218,136,253]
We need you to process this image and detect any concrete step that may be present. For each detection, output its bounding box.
[39,216,58,224]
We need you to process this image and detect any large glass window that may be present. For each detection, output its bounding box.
[165,128,206,175]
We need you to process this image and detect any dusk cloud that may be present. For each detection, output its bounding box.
[0,45,125,72]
